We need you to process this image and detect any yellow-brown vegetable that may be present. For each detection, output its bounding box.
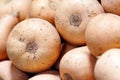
[0,14,18,61]
[85,13,120,57]
[7,18,61,73]
[0,0,32,21]
[29,0,62,25]
[0,60,28,80]
[55,0,104,46]
[60,46,96,80]
[29,70,61,80]
[101,0,120,15]
[95,48,120,80]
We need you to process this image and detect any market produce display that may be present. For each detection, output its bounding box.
[0,0,120,80]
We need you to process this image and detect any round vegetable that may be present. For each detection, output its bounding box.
[101,0,120,15]
[7,18,61,73]
[29,0,62,25]
[85,13,120,57]
[0,0,32,21]
[60,46,96,80]
[28,70,61,80]
[0,14,18,61]
[0,60,28,80]
[95,48,120,80]
[55,0,104,46]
